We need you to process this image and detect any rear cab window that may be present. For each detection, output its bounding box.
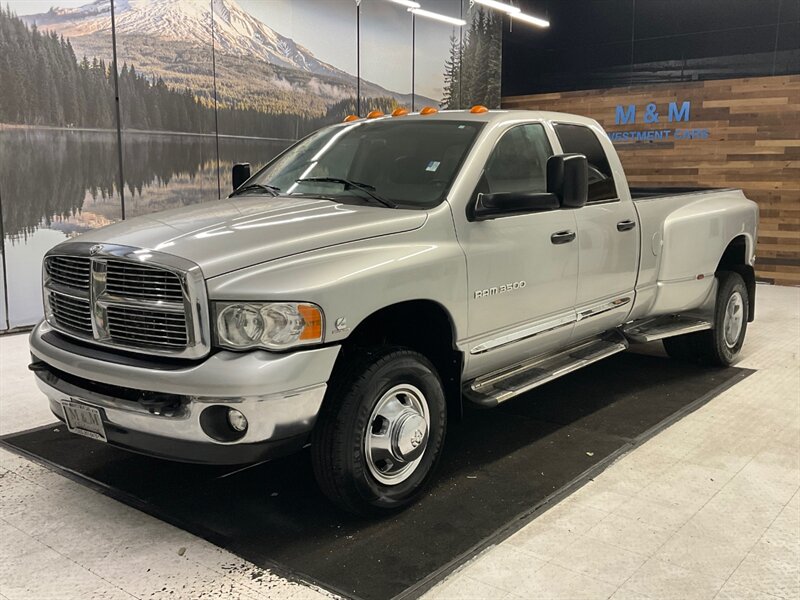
[553,123,618,203]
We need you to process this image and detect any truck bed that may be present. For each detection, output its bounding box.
[628,186,756,323]
[629,187,730,200]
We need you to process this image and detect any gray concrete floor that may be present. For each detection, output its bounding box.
[1,284,798,600]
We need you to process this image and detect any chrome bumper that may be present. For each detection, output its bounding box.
[30,321,341,463]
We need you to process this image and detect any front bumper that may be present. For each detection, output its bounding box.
[30,321,341,464]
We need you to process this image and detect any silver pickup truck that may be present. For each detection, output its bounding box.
[30,108,758,514]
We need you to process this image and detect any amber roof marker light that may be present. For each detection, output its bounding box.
[367,110,385,119]
[391,107,410,117]
[470,105,489,113]
[343,115,359,122]
[419,106,439,115]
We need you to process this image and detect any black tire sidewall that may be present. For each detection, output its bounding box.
[338,351,447,512]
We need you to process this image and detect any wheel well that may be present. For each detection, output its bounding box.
[335,301,464,419]
[717,235,756,322]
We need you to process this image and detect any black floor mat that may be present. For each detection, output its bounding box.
[1,352,751,600]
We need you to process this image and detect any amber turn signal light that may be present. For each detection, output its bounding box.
[470,105,489,113]
[391,107,409,117]
[298,304,323,341]
[419,106,439,115]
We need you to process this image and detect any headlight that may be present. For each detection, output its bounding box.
[215,302,324,350]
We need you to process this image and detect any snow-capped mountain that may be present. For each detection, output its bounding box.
[24,0,349,79]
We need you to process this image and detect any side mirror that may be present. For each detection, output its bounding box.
[232,163,251,191]
[474,191,560,221]
[547,154,588,208]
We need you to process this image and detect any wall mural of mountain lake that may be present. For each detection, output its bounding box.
[0,0,501,329]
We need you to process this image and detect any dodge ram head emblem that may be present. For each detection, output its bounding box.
[89,244,104,255]
[410,429,424,448]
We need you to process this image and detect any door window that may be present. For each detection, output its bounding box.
[553,123,618,203]
[482,123,553,194]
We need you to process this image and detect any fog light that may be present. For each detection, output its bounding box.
[227,408,248,432]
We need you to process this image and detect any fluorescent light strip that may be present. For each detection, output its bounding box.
[473,0,520,14]
[409,8,467,26]
[512,12,550,27]
[388,0,421,8]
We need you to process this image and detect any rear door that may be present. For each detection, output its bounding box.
[552,122,639,339]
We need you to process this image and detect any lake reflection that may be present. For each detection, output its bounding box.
[0,127,291,328]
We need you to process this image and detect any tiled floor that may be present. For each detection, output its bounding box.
[1,284,798,600]
[425,284,800,600]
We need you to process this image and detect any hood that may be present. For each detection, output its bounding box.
[75,196,428,278]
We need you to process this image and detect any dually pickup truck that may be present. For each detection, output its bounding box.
[30,108,758,514]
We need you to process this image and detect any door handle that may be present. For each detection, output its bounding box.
[617,219,636,232]
[550,230,576,244]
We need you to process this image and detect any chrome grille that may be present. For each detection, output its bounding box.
[106,260,184,302]
[49,292,93,335]
[107,306,188,348]
[42,244,209,359]
[46,256,91,290]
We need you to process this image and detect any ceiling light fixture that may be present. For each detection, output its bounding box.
[409,8,467,26]
[388,0,421,8]
[512,12,550,27]
[473,0,520,14]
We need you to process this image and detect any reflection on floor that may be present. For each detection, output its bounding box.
[0,284,798,600]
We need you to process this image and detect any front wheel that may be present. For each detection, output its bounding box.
[311,347,447,515]
[663,271,749,366]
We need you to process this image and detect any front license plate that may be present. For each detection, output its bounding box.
[61,400,107,442]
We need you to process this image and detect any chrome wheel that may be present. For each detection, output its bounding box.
[364,383,430,486]
[723,291,744,348]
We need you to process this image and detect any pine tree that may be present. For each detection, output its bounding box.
[441,30,461,109]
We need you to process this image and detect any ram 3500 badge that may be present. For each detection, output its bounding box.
[30,108,758,515]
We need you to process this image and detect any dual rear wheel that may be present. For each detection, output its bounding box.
[663,271,749,366]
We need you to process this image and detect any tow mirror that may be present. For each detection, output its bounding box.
[473,191,560,220]
[232,163,251,191]
[547,154,588,208]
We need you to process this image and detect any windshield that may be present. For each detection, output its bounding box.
[245,119,483,209]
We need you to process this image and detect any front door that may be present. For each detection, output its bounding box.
[454,123,579,379]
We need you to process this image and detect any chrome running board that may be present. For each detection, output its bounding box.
[465,334,629,407]
[623,315,712,343]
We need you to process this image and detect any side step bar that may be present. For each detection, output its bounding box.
[623,315,712,343]
[464,334,629,408]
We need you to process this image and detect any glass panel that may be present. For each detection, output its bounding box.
[554,123,618,202]
[413,0,462,109]
[360,0,413,115]
[114,0,219,217]
[484,124,553,194]
[248,119,483,208]
[0,3,122,327]
[218,0,358,191]
[458,0,502,108]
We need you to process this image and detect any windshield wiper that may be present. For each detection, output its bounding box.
[295,177,397,208]
[230,183,281,197]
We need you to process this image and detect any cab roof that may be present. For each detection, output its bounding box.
[344,109,600,128]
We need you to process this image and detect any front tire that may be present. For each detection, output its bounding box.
[663,271,749,366]
[311,347,447,515]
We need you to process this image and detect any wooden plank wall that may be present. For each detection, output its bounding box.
[503,75,800,286]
